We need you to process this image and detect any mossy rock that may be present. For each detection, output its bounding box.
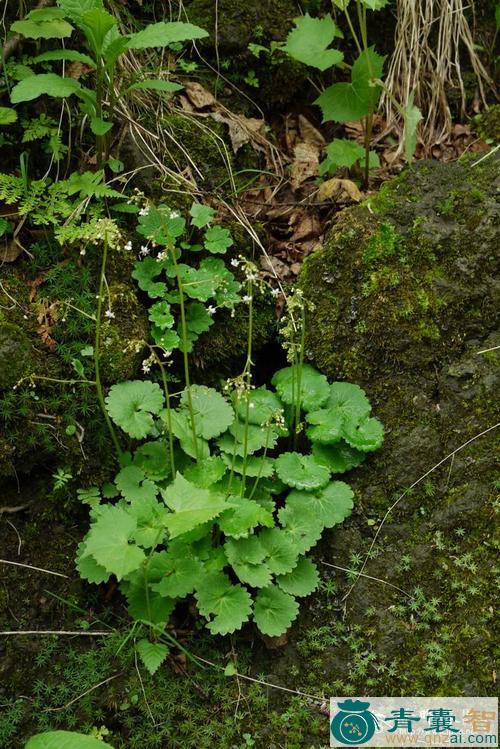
[0,319,31,389]
[475,104,500,143]
[99,282,149,384]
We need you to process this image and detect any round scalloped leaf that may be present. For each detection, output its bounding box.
[220,452,275,478]
[106,380,164,439]
[312,440,366,474]
[258,527,299,575]
[168,411,210,460]
[133,441,171,481]
[271,364,330,412]
[75,542,109,584]
[275,452,330,491]
[195,572,253,635]
[235,387,284,426]
[232,561,272,588]
[225,535,266,566]
[218,422,279,457]
[326,382,371,420]
[184,456,227,488]
[152,557,203,598]
[25,732,113,749]
[0,107,18,125]
[343,416,384,452]
[148,301,174,330]
[115,465,158,503]
[286,481,354,529]
[278,504,324,555]
[306,408,344,444]
[276,556,320,597]
[218,496,274,539]
[180,385,234,440]
[253,585,299,637]
[84,505,146,580]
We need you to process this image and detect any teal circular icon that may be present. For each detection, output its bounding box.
[330,700,379,745]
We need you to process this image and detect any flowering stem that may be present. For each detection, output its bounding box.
[293,302,306,450]
[150,346,176,478]
[240,278,254,493]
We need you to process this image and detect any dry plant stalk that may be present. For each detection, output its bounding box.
[382,0,493,150]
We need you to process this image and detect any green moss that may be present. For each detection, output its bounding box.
[362,222,401,266]
[474,104,500,143]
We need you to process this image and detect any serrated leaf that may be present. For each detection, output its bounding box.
[306,408,344,444]
[152,327,180,352]
[195,572,252,635]
[253,585,299,636]
[233,561,272,588]
[126,579,175,624]
[58,0,104,22]
[272,364,330,412]
[106,380,164,439]
[282,13,343,71]
[218,496,274,538]
[25,731,113,749]
[275,452,330,491]
[204,225,233,254]
[10,73,81,104]
[258,527,299,575]
[225,536,266,566]
[76,542,109,584]
[0,107,17,125]
[315,47,385,123]
[184,456,227,488]
[126,79,183,94]
[326,381,372,420]
[278,504,323,555]
[190,202,215,228]
[152,556,203,598]
[136,639,169,675]
[84,505,145,580]
[127,21,208,49]
[286,481,354,529]
[127,495,169,548]
[319,138,365,175]
[235,387,284,427]
[276,556,319,597]
[33,49,96,67]
[137,204,185,244]
[115,465,158,503]
[312,440,366,473]
[162,474,230,538]
[343,416,384,452]
[180,385,234,440]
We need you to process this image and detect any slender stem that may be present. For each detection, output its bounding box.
[151,347,176,478]
[169,245,199,460]
[247,425,272,500]
[94,236,122,459]
[95,57,104,169]
[293,303,306,449]
[240,279,253,493]
[343,5,362,55]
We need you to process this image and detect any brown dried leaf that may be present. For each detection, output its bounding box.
[289,212,321,242]
[298,115,325,147]
[0,238,23,262]
[318,177,363,202]
[211,112,265,153]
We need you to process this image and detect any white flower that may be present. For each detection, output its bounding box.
[231,258,240,267]
[156,251,168,262]
[140,245,150,256]
[207,305,217,316]
[242,295,252,303]
[271,287,280,297]
[142,360,151,373]
[124,241,133,252]
[170,210,180,219]
[104,309,115,319]
[139,207,149,216]
[80,248,86,256]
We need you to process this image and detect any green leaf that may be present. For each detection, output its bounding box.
[132,257,168,298]
[253,585,299,636]
[343,416,384,452]
[258,527,299,575]
[272,364,330,412]
[58,0,104,23]
[152,327,180,352]
[232,561,272,588]
[126,79,183,94]
[106,380,164,439]
[10,74,81,104]
[225,536,266,566]
[185,302,214,335]
[79,8,117,56]
[168,411,209,460]
[84,505,145,580]
[115,465,158,503]
[204,225,234,254]
[183,456,227,488]
[218,496,274,539]
[90,116,113,135]
[286,481,354,529]
[126,578,175,624]
[11,14,73,40]
[162,474,230,538]
[282,13,343,71]
[220,453,275,478]
[218,421,278,457]
[189,202,215,228]
[33,49,96,67]
[333,0,351,8]
[136,639,169,675]
[127,21,208,49]
[180,385,234,440]
[25,731,113,749]
[278,503,324,554]
[0,107,18,125]
[149,301,174,330]
[275,452,330,491]
[326,382,372,420]
[306,408,344,444]
[360,0,389,8]
[319,138,365,174]
[235,387,284,427]
[138,204,185,244]
[315,47,386,123]
[403,91,422,163]
[276,556,320,597]
[195,572,253,635]
[76,542,109,584]
[312,441,366,474]
[133,441,171,481]
[152,556,203,598]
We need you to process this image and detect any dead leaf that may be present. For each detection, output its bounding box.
[298,114,325,147]
[319,177,363,202]
[184,81,216,109]
[211,111,265,153]
[67,61,94,79]
[290,141,320,189]
[289,212,321,242]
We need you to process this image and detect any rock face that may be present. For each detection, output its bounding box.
[285,153,499,695]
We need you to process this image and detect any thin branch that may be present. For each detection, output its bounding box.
[0,559,69,579]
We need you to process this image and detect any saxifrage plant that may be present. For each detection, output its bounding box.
[8,0,208,166]
[75,199,384,674]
